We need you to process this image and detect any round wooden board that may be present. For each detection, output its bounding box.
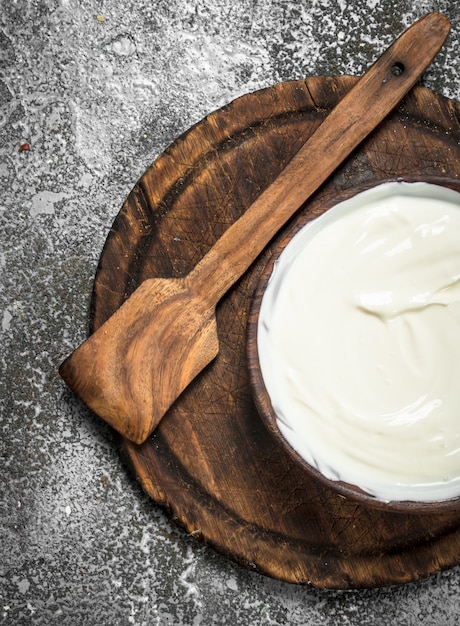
[90,76,460,589]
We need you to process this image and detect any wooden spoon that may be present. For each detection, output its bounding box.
[60,13,450,444]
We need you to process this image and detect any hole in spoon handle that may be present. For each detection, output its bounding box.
[391,61,405,76]
[382,62,406,83]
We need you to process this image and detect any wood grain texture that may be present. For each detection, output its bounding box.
[60,14,450,443]
[90,76,460,588]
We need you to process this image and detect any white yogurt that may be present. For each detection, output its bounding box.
[258,182,460,502]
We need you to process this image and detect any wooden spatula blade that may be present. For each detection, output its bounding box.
[59,277,219,443]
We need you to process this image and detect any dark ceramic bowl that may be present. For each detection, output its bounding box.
[247,176,460,514]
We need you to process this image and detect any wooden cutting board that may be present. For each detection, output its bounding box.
[90,76,460,589]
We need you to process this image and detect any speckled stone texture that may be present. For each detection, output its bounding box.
[1,1,460,624]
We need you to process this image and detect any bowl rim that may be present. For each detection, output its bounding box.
[247,174,460,514]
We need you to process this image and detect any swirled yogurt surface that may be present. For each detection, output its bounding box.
[258,182,460,502]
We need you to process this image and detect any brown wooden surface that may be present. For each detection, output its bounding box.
[60,13,450,445]
[90,76,460,589]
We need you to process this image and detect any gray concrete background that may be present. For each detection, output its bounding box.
[1,1,460,624]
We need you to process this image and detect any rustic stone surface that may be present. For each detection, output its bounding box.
[1,1,460,624]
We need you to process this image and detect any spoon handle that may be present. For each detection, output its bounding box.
[190,12,450,304]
